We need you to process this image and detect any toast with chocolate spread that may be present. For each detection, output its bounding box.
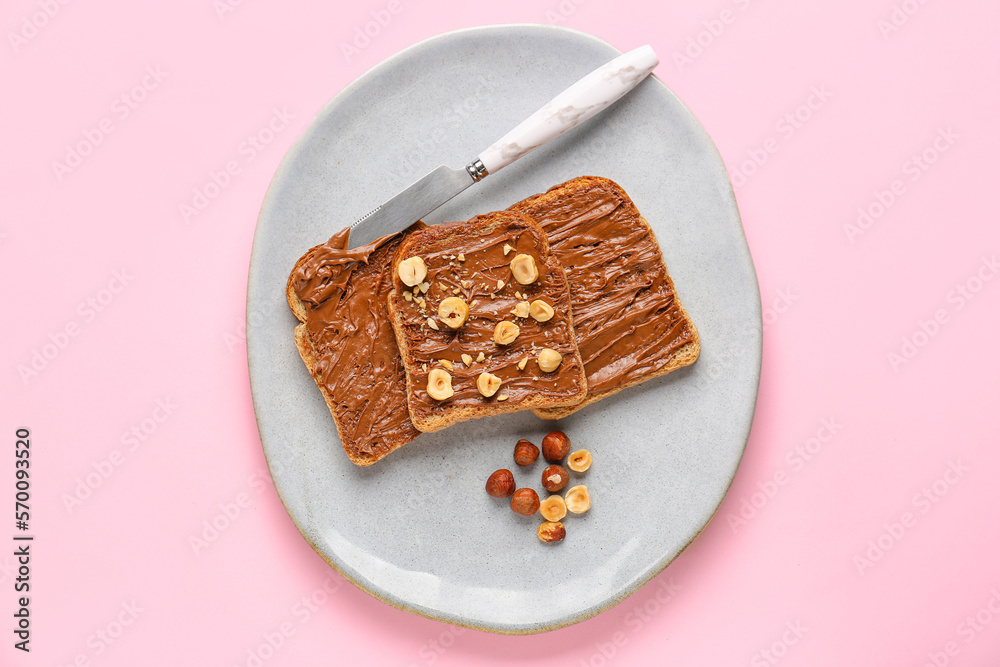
[287,224,424,466]
[508,176,700,419]
[386,211,588,433]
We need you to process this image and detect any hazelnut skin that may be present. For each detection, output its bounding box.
[510,488,540,515]
[513,439,539,466]
[542,431,571,462]
[485,469,515,498]
[541,464,569,492]
[537,521,566,543]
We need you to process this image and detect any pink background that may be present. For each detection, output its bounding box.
[3,0,999,665]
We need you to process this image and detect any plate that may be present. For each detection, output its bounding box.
[247,24,761,634]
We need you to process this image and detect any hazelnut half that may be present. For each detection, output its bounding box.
[537,521,566,543]
[539,495,567,522]
[485,469,515,498]
[493,321,520,345]
[513,439,539,466]
[510,488,540,516]
[513,301,530,318]
[542,464,569,492]
[567,449,592,472]
[477,372,502,398]
[565,485,591,514]
[426,368,453,401]
[510,254,539,285]
[537,348,563,372]
[542,431,571,462]
[397,256,427,287]
[529,300,554,322]
[438,297,469,328]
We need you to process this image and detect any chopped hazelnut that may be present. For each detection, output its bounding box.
[537,521,566,543]
[426,369,453,401]
[493,321,520,345]
[461,353,473,366]
[567,450,592,472]
[529,300,555,322]
[565,485,591,514]
[477,372,502,398]
[539,495,567,522]
[513,301,530,318]
[438,297,469,329]
[397,256,427,286]
[426,318,440,331]
[537,348,562,372]
[510,254,538,285]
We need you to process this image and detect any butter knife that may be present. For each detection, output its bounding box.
[348,45,659,247]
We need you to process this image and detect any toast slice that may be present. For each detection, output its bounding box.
[508,176,700,419]
[287,224,424,466]
[387,210,587,433]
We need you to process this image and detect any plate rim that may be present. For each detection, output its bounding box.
[247,22,761,635]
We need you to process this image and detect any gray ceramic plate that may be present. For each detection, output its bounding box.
[248,24,761,634]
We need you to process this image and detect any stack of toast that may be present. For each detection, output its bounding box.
[287,176,700,466]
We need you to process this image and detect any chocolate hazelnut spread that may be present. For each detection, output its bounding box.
[289,225,422,463]
[387,211,587,431]
[510,177,697,398]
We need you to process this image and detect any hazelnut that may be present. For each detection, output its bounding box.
[397,256,427,287]
[485,469,515,498]
[502,243,515,255]
[513,439,539,466]
[537,521,566,543]
[438,297,469,328]
[537,348,562,373]
[426,368,453,401]
[541,464,569,492]
[542,431,571,462]
[493,321,520,345]
[461,353,473,366]
[510,488,540,516]
[565,485,591,514]
[567,449,592,472]
[539,496,567,522]
[510,254,539,285]
[513,301,530,318]
[477,371,502,398]
[529,300,555,322]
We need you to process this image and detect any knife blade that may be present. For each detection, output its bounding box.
[348,45,659,248]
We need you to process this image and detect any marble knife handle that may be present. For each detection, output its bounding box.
[474,45,659,177]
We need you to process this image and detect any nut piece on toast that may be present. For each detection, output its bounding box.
[386,210,587,433]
